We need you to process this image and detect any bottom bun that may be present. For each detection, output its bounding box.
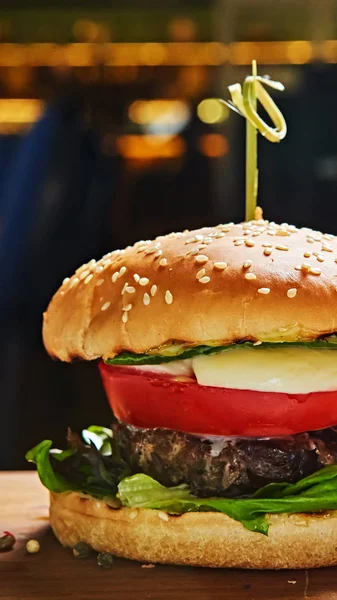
[50,491,337,569]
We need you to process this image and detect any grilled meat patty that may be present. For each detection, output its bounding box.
[112,422,337,497]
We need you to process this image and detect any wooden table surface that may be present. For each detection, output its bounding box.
[2,473,337,600]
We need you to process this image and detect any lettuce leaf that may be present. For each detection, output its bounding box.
[27,426,337,536]
[26,426,130,499]
[104,338,337,366]
[118,469,337,535]
[26,440,78,493]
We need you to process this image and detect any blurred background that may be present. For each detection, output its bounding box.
[2,0,337,469]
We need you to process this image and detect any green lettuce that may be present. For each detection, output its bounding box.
[118,469,337,535]
[26,426,337,536]
[26,426,130,499]
[26,440,77,494]
[104,338,337,366]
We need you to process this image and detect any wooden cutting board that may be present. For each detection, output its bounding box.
[1,471,337,600]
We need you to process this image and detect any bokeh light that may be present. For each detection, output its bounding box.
[199,133,229,157]
[116,134,185,160]
[168,18,198,42]
[197,98,229,124]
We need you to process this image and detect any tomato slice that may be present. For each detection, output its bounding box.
[99,361,337,437]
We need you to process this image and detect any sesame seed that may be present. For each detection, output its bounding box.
[252,231,261,237]
[119,266,127,276]
[111,272,119,283]
[234,240,245,246]
[159,258,167,267]
[262,243,272,248]
[165,290,173,305]
[275,229,290,236]
[199,276,211,284]
[243,260,252,268]
[76,263,87,274]
[69,277,79,289]
[122,304,132,311]
[95,265,104,273]
[96,278,104,286]
[137,245,147,252]
[88,259,96,267]
[143,293,150,306]
[234,237,244,242]
[62,277,70,285]
[158,511,169,522]
[196,268,206,279]
[306,237,314,243]
[129,510,138,520]
[198,244,207,249]
[151,284,157,297]
[190,248,200,256]
[214,232,225,238]
[263,248,272,256]
[125,286,136,294]
[154,249,162,258]
[309,267,321,275]
[257,287,270,295]
[245,239,255,247]
[275,244,289,251]
[133,274,140,282]
[195,255,209,264]
[287,288,297,298]
[121,282,128,294]
[122,312,128,323]
[245,272,257,281]
[267,231,276,236]
[301,263,311,271]
[322,245,333,252]
[101,301,110,311]
[335,258,337,264]
[253,341,262,346]
[145,246,159,255]
[195,234,203,241]
[84,274,93,284]
[316,255,324,263]
[139,277,149,286]
[294,265,302,271]
[213,262,227,271]
[303,252,311,258]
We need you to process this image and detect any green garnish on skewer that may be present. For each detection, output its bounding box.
[221,60,287,221]
[246,59,258,222]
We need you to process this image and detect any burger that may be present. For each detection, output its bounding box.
[27,217,337,569]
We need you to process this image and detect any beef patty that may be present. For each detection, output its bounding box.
[112,422,337,498]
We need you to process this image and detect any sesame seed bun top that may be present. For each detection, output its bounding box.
[43,219,337,362]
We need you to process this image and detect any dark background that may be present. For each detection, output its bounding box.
[1,0,337,469]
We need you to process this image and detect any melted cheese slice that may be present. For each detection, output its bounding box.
[192,347,337,394]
